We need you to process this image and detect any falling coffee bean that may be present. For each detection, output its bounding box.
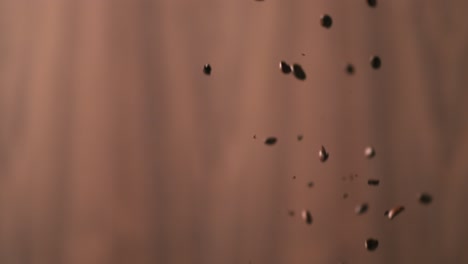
[264,137,277,145]
[301,210,313,225]
[343,193,349,199]
[367,0,377,7]
[288,210,295,217]
[364,146,376,158]
[319,146,329,162]
[370,56,381,69]
[297,134,304,141]
[355,203,369,215]
[365,238,379,251]
[292,64,306,80]
[320,14,333,28]
[368,179,380,186]
[307,181,314,188]
[203,64,212,75]
[346,64,355,75]
[253,134,256,139]
[418,193,433,204]
[279,61,292,74]
[384,206,405,220]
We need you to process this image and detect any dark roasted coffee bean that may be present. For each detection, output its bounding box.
[346,64,355,75]
[307,181,314,188]
[385,206,405,220]
[292,64,306,80]
[301,210,313,225]
[418,193,433,204]
[364,146,376,158]
[355,203,369,215]
[279,61,292,74]
[370,56,381,69]
[203,64,212,75]
[319,146,329,162]
[367,0,377,7]
[321,14,333,29]
[264,137,277,145]
[365,238,379,251]
[368,179,380,186]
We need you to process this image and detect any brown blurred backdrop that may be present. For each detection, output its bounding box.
[0,0,468,263]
